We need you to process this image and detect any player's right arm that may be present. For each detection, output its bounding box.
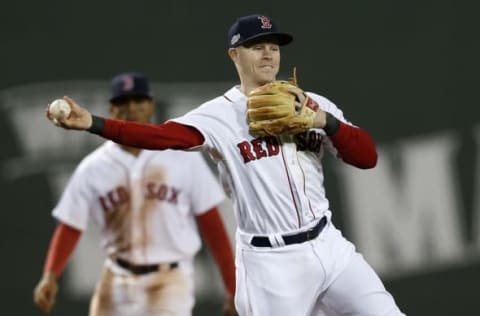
[48,96,205,150]
[33,222,81,314]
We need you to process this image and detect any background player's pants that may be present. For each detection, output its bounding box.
[89,259,194,316]
[235,220,406,316]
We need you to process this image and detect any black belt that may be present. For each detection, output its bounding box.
[251,216,327,247]
[115,258,178,275]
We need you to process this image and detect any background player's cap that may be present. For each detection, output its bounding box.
[110,72,153,103]
[227,14,293,48]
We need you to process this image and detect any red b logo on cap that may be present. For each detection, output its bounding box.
[121,75,134,91]
[258,16,272,29]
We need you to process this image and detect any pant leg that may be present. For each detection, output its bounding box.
[312,302,340,316]
[234,241,326,316]
[314,253,405,316]
[89,265,134,316]
[302,223,405,316]
[144,264,194,316]
[90,261,194,316]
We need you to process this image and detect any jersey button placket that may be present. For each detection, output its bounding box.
[295,145,313,226]
[283,142,306,227]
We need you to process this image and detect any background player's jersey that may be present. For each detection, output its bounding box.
[53,141,225,264]
[173,86,350,235]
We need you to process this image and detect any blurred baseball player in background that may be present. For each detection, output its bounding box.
[34,72,237,316]
[45,14,405,316]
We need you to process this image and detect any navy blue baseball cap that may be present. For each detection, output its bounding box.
[227,14,293,48]
[109,72,153,103]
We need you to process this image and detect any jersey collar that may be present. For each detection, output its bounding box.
[105,141,142,165]
[223,85,247,104]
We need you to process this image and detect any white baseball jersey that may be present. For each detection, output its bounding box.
[173,86,405,315]
[172,86,348,235]
[53,141,225,264]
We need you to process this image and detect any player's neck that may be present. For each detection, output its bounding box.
[240,82,261,96]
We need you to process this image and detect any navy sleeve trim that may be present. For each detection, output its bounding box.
[324,112,340,136]
[87,115,105,135]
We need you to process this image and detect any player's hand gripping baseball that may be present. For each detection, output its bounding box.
[33,272,58,314]
[46,96,93,130]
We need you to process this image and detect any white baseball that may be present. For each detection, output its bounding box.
[49,99,71,120]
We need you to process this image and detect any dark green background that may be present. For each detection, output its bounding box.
[1,1,479,315]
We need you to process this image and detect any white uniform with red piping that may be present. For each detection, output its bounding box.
[172,86,405,316]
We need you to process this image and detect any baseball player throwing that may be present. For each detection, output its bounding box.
[45,15,406,316]
[35,73,237,316]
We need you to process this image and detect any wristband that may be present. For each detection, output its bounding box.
[324,112,340,136]
[87,115,105,135]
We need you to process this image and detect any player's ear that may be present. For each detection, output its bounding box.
[228,48,238,62]
[148,99,156,115]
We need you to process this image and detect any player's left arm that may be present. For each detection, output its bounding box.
[196,207,237,315]
[308,94,377,169]
[316,114,378,169]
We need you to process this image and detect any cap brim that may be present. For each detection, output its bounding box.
[233,32,293,47]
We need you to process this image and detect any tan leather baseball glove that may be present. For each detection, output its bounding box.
[246,72,319,137]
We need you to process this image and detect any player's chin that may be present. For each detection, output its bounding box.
[257,74,277,85]
[257,71,277,85]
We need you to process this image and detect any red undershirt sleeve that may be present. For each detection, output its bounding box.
[329,121,378,169]
[102,120,205,150]
[43,222,82,278]
[196,207,236,296]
